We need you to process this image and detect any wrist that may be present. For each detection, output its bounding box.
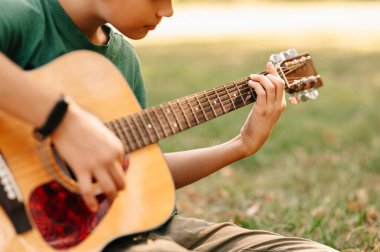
[34,95,69,140]
[235,131,262,157]
[50,100,82,140]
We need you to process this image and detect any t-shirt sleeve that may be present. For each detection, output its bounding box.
[132,54,147,109]
[117,36,147,109]
[0,0,43,63]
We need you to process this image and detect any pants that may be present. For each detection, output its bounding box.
[104,215,339,252]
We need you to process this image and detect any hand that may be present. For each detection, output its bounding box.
[51,102,127,212]
[239,62,286,155]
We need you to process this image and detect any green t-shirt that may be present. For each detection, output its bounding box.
[0,0,146,108]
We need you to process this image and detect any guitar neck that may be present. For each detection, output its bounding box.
[106,76,256,153]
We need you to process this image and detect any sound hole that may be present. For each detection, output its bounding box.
[51,145,77,180]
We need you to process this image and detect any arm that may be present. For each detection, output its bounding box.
[0,53,126,212]
[165,62,286,189]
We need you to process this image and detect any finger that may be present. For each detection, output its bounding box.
[109,160,126,191]
[93,168,118,201]
[267,62,279,77]
[250,74,275,106]
[77,173,98,212]
[266,74,285,102]
[266,62,286,103]
[248,79,266,107]
[124,154,130,172]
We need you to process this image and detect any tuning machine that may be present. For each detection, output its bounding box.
[289,88,319,105]
[270,49,299,66]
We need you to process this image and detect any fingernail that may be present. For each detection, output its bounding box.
[124,154,130,172]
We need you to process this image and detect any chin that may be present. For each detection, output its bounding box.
[130,35,148,40]
[125,32,149,40]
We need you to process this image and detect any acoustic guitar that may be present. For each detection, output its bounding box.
[0,49,323,251]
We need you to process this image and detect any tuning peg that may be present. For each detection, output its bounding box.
[269,54,281,64]
[289,89,319,105]
[279,51,291,61]
[286,49,298,58]
[300,92,309,102]
[304,89,319,100]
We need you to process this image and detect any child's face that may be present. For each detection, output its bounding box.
[102,0,173,39]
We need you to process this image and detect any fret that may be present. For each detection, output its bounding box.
[138,112,156,144]
[143,110,161,141]
[104,75,264,153]
[116,118,133,147]
[239,80,255,105]
[107,121,126,145]
[106,121,119,138]
[214,87,227,114]
[230,83,244,109]
[249,87,257,102]
[168,101,183,131]
[209,90,222,116]
[203,91,217,118]
[159,104,176,135]
[151,107,169,138]
[125,115,144,148]
[223,84,237,111]
[194,94,208,122]
[131,114,150,146]
[177,99,192,129]
[120,117,138,151]
[185,96,199,125]
[124,116,141,149]
[234,81,247,106]
[114,119,132,151]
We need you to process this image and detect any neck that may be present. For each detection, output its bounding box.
[57,0,109,45]
[105,76,256,153]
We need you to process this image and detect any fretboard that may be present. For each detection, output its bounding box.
[105,76,256,153]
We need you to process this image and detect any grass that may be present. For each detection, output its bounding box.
[135,39,380,251]
[174,0,380,3]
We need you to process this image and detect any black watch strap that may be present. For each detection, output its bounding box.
[34,96,69,140]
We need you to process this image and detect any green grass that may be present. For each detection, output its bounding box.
[174,0,379,3]
[135,40,380,251]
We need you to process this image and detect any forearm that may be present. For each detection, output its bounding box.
[0,53,60,128]
[164,135,251,189]
[165,63,286,189]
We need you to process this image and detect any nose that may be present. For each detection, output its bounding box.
[156,0,174,18]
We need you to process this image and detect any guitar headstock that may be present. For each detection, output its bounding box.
[270,49,323,105]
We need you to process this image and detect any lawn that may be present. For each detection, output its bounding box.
[135,39,380,251]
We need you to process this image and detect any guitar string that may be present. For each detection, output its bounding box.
[109,63,301,150]
[120,76,252,142]
[142,62,303,131]
[108,62,310,150]
[149,62,311,137]
[118,73,308,150]
[124,92,254,151]
[158,86,254,128]
[111,63,303,149]
[120,84,254,150]
[144,83,252,130]
[110,83,254,151]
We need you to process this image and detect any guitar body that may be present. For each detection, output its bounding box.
[0,48,322,251]
[0,51,176,251]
